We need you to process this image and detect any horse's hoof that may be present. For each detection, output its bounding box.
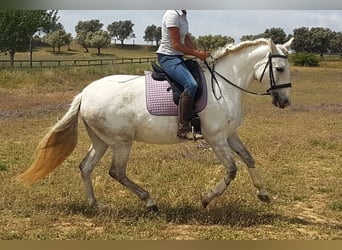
[147,205,159,213]
[201,192,210,208]
[93,202,109,211]
[257,193,271,203]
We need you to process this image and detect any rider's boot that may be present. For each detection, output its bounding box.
[177,92,203,141]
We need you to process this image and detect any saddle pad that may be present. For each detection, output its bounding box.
[145,71,207,116]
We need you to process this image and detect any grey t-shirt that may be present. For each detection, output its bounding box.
[156,10,189,56]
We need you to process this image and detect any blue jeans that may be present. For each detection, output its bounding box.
[157,53,198,97]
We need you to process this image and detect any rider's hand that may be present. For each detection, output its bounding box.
[195,50,210,61]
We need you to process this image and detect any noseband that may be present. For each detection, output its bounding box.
[204,53,292,99]
[259,54,292,93]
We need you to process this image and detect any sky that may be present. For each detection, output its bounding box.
[57,10,342,45]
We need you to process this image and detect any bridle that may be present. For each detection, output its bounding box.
[204,53,292,99]
[259,54,292,93]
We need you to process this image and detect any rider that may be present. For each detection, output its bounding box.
[156,10,210,140]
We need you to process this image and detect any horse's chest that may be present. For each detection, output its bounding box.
[222,110,243,133]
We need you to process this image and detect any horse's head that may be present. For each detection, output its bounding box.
[256,38,294,109]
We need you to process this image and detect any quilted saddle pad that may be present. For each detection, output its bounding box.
[145,71,207,116]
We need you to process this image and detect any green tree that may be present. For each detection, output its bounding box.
[240,35,255,41]
[264,27,287,44]
[241,27,286,44]
[143,24,161,46]
[293,27,311,52]
[330,31,342,55]
[85,30,111,55]
[310,27,333,56]
[75,19,103,52]
[293,27,334,56]
[196,35,234,52]
[107,20,134,47]
[64,33,73,51]
[0,10,58,66]
[43,28,70,53]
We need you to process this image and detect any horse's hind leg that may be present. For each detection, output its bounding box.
[108,141,158,211]
[228,133,270,203]
[79,124,108,209]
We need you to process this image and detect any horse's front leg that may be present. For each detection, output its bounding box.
[201,136,238,208]
[228,133,270,203]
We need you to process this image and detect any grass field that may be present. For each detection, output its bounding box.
[0,46,341,239]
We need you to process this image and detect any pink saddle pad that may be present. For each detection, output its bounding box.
[145,71,207,116]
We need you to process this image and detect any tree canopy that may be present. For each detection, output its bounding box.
[293,27,337,56]
[143,24,161,46]
[107,20,135,46]
[196,35,235,52]
[240,27,288,44]
[85,30,111,55]
[75,19,103,52]
[0,10,58,65]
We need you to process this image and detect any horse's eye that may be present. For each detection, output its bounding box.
[276,67,284,72]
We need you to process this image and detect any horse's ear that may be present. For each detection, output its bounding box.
[278,37,295,55]
[282,37,294,51]
[269,39,278,54]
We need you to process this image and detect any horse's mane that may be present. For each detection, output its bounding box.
[212,38,270,60]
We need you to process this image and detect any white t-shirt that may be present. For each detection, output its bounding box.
[156,10,189,56]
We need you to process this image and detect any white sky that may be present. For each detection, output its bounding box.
[57,10,342,44]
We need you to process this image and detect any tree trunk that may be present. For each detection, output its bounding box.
[82,45,89,53]
[97,47,101,55]
[9,50,15,67]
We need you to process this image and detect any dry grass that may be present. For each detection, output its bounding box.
[0,58,341,239]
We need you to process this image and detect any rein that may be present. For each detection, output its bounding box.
[204,53,292,100]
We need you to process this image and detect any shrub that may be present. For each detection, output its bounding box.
[291,52,320,67]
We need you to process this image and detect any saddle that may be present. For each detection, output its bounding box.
[151,59,204,105]
[146,59,207,134]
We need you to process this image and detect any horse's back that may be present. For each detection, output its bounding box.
[80,74,146,127]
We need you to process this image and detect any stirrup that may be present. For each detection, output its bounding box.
[181,126,204,141]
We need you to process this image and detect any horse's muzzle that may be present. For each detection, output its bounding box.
[271,91,291,109]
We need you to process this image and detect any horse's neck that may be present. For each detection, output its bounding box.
[213,45,268,94]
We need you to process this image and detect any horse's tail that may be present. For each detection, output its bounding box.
[17,93,82,185]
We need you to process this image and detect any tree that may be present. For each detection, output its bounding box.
[85,30,111,55]
[75,19,103,52]
[241,27,286,44]
[43,28,69,53]
[0,10,58,66]
[263,27,287,44]
[143,24,161,46]
[64,33,73,51]
[310,27,333,56]
[293,27,334,56]
[293,27,311,52]
[240,35,256,41]
[196,35,234,52]
[107,20,134,47]
[330,31,342,55]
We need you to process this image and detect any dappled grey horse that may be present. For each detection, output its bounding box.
[18,38,294,211]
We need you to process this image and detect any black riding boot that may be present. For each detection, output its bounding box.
[177,92,203,140]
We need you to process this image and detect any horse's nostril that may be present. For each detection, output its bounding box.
[282,100,291,107]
